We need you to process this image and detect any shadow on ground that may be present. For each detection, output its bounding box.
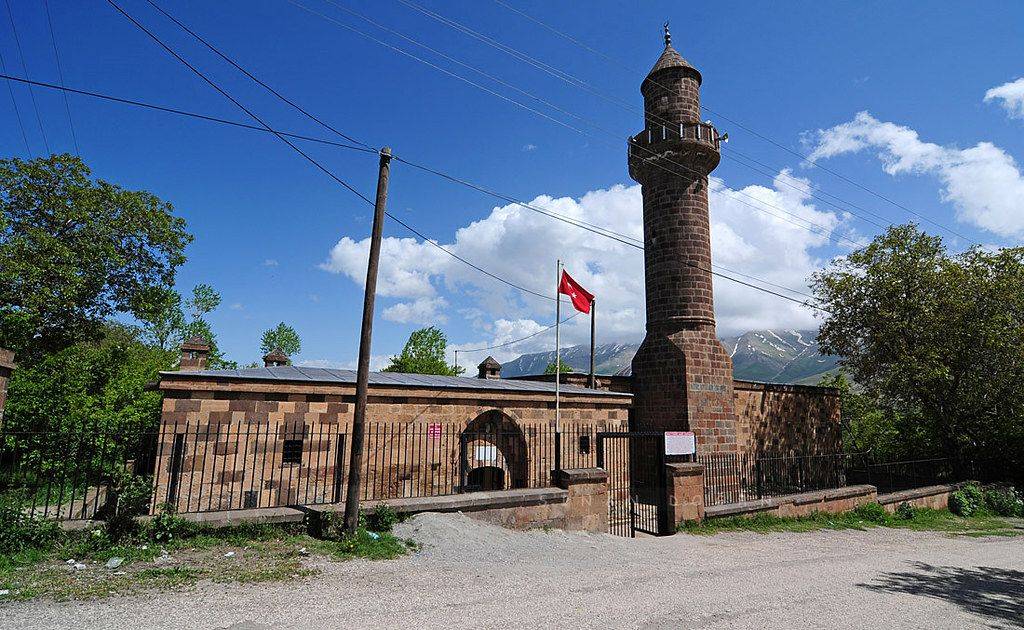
[860,562,1024,628]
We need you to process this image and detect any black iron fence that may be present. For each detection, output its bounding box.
[0,422,608,521]
[700,451,961,507]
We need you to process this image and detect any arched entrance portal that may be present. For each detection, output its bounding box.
[460,410,528,492]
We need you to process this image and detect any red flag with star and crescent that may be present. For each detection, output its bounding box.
[558,270,594,314]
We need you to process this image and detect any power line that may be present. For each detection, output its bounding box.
[0,52,30,155]
[0,71,823,310]
[457,311,582,353]
[41,0,78,155]
[147,1,825,309]
[391,0,882,244]
[0,73,375,153]
[4,0,49,154]
[145,0,373,151]
[106,0,374,205]
[489,0,977,244]
[292,0,864,250]
[105,0,555,304]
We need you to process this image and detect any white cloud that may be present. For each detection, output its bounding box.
[263,259,279,267]
[984,77,1024,119]
[382,296,449,324]
[229,302,244,311]
[522,143,537,152]
[321,175,841,353]
[808,111,1024,237]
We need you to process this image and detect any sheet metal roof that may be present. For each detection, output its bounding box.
[161,365,629,398]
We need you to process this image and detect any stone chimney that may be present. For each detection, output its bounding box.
[263,349,290,368]
[0,348,15,423]
[179,336,210,371]
[477,356,501,379]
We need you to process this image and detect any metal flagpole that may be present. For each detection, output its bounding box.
[589,297,596,389]
[554,259,562,474]
[555,259,561,432]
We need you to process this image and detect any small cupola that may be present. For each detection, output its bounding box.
[179,336,210,371]
[477,356,502,379]
[263,349,290,368]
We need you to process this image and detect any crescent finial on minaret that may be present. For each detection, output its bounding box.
[663,21,671,47]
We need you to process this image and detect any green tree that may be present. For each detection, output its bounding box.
[383,326,463,375]
[260,322,302,357]
[816,371,901,458]
[544,358,574,374]
[812,224,1024,472]
[139,283,234,369]
[3,323,175,472]
[0,154,191,358]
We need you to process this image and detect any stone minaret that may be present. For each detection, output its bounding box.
[627,26,737,454]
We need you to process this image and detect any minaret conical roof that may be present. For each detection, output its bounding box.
[646,23,700,82]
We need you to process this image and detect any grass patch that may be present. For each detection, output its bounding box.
[680,504,1021,537]
[0,518,416,603]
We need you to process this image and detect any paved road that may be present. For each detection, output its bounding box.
[4,513,1023,629]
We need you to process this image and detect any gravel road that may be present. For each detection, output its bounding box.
[4,513,1022,629]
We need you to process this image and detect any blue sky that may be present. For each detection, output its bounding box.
[2,1,1023,369]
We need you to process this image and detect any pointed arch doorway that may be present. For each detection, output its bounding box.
[459,410,529,492]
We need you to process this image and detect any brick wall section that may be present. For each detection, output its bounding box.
[153,378,630,514]
[665,462,705,525]
[704,485,878,520]
[627,41,738,454]
[0,349,14,423]
[556,468,609,532]
[877,484,963,513]
[733,380,841,459]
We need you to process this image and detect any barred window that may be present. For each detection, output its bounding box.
[282,439,303,465]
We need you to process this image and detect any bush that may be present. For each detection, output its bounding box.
[895,502,917,520]
[146,503,196,543]
[852,502,889,524]
[983,487,1023,517]
[0,495,64,554]
[365,504,400,533]
[950,484,985,517]
[105,469,153,541]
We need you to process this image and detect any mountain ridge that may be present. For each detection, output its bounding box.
[499,329,840,385]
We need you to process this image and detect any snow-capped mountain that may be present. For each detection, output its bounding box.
[499,330,840,385]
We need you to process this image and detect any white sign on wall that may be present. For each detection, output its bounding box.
[665,431,696,455]
[475,445,498,462]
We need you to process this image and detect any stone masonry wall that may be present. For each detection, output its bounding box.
[733,380,841,460]
[152,382,629,514]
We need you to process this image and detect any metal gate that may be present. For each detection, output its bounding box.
[597,432,668,537]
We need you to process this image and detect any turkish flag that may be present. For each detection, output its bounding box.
[558,270,594,314]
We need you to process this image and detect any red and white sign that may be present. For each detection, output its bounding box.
[427,423,442,440]
[665,431,696,455]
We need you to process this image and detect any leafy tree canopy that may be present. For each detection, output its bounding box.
[544,358,574,374]
[812,224,1024,472]
[260,322,301,357]
[0,154,191,359]
[138,283,234,369]
[383,326,463,376]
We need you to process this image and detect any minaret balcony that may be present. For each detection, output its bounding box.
[627,121,722,182]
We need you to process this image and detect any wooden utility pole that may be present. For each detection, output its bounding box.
[343,146,392,535]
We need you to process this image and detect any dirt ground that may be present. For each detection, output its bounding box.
[3,512,1023,629]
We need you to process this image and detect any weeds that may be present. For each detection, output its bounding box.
[680,503,1020,537]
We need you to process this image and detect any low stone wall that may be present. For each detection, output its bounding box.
[877,483,963,513]
[666,463,705,524]
[310,468,609,533]
[704,485,877,520]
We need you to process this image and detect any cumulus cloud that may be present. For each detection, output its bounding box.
[321,174,842,356]
[807,111,1024,237]
[985,77,1024,119]
[382,296,449,324]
